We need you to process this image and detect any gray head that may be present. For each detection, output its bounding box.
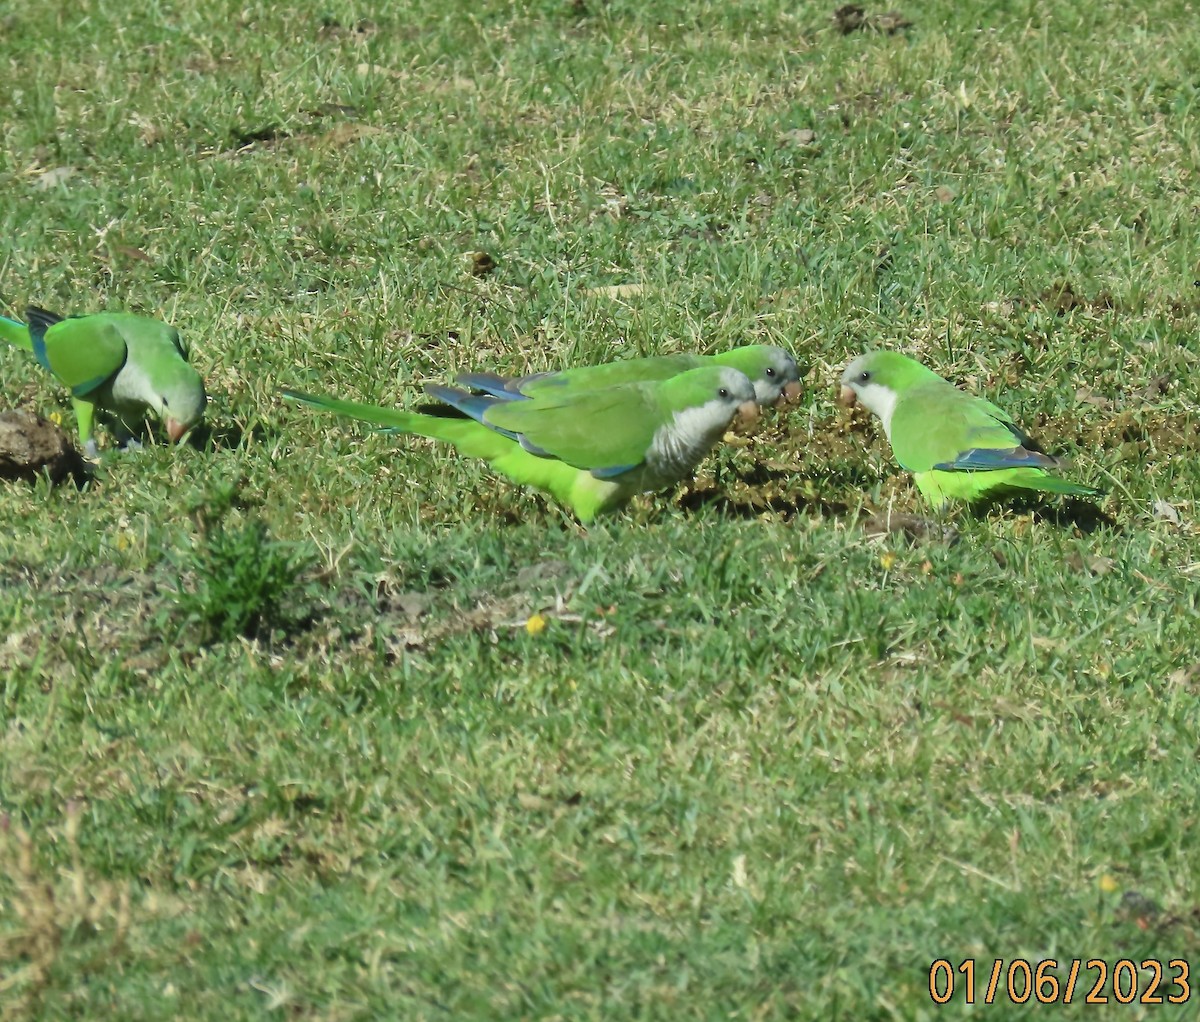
[714,345,803,406]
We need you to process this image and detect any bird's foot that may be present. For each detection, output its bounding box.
[84,438,100,460]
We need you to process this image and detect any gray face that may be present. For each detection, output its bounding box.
[709,367,758,414]
[645,367,759,486]
[754,349,802,405]
[668,368,758,443]
[839,355,899,437]
[165,377,208,428]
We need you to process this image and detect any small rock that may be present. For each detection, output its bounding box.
[874,10,913,33]
[780,128,818,147]
[32,165,77,190]
[0,410,87,485]
[1152,499,1182,526]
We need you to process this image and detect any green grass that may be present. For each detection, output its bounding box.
[3,0,1200,1018]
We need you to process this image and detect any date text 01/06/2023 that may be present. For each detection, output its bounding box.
[928,958,1190,1006]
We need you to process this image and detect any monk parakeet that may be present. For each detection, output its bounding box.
[282,366,759,522]
[0,306,207,457]
[839,350,1104,507]
[455,344,803,408]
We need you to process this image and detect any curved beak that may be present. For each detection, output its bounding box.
[838,384,857,408]
[166,418,188,443]
[735,400,760,427]
[775,380,803,408]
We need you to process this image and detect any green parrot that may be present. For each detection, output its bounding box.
[282,366,759,522]
[455,344,803,408]
[0,306,207,457]
[839,350,1104,507]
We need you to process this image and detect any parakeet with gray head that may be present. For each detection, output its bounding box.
[283,365,759,522]
[839,350,1103,507]
[456,344,802,408]
[0,306,207,457]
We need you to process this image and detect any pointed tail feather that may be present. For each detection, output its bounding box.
[283,387,534,460]
[282,386,494,447]
[281,388,623,522]
[281,388,421,431]
[1010,474,1105,499]
[0,314,32,351]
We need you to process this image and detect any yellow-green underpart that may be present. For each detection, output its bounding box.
[914,468,1104,508]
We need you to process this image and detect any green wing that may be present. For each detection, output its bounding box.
[483,384,665,473]
[520,354,706,397]
[122,315,190,361]
[890,383,1028,472]
[37,319,129,397]
[459,354,708,400]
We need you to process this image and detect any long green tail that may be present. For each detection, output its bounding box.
[282,389,511,454]
[0,314,32,351]
[281,389,619,521]
[1000,469,1105,499]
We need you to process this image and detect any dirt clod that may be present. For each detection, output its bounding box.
[0,410,87,486]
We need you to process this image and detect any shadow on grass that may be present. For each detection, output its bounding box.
[676,463,858,521]
[680,463,1120,536]
[189,419,276,452]
[1018,496,1120,533]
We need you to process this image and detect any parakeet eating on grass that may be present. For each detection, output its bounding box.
[282,366,759,522]
[455,344,803,408]
[839,350,1104,507]
[0,306,207,457]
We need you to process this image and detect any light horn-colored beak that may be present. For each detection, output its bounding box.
[775,380,803,408]
[735,400,760,427]
[838,385,857,408]
[166,418,188,443]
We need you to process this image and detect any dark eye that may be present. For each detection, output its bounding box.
[765,367,776,377]
[858,371,871,383]
[718,387,730,398]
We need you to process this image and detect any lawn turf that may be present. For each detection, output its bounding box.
[2,0,1200,1018]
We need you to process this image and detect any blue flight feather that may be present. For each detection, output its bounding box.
[934,447,1061,472]
[424,383,522,442]
[25,306,62,373]
[454,372,527,401]
[588,463,639,479]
